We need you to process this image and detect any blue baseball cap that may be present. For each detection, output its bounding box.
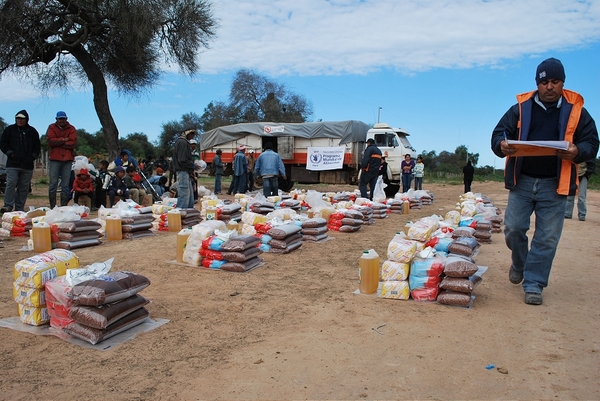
[56,111,67,119]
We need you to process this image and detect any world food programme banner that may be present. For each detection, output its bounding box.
[306,147,345,171]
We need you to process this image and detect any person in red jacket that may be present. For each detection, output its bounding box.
[46,111,77,208]
[72,168,95,206]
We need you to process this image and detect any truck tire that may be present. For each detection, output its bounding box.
[278,176,294,192]
[349,168,359,185]
[384,180,401,198]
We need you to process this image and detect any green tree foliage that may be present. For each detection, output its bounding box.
[418,146,481,174]
[157,112,202,158]
[0,0,216,160]
[119,133,156,161]
[199,101,241,132]
[199,69,314,131]
[73,129,102,158]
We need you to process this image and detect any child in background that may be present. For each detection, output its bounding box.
[107,166,129,207]
[124,165,147,205]
[94,160,110,210]
[413,156,425,190]
[72,168,95,206]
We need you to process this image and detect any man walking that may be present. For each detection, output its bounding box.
[462,160,475,193]
[213,149,224,194]
[172,129,196,208]
[228,145,247,195]
[246,150,256,192]
[254,142,286,197]
[491,57,599,305]
[359,138,382,200]
[47,111,77,208]
[0,110,41,213]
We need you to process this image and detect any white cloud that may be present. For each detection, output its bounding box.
[202,0,600,75]
[0,77,42,101]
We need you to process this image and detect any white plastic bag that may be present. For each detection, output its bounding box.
[373,176,387,203]
[66,258,114,286]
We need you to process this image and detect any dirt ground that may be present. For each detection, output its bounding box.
[0,178,598,401]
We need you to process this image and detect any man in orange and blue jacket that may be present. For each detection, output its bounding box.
[491,57,598,305]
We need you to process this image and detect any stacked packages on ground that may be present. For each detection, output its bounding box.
[13,249,80,325]
[373,192,502,307]
[13,250,154,345]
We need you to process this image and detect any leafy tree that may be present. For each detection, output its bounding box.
[0,116,6,133]
[157,112,202,157]
[419,150,439,171]
[230,69,313,123]
[119,133,156,161]
[199,101,241,132]
[0,0,216,160]
[74,129,101,158]
[454,145,479,166]
[199,69,314,131]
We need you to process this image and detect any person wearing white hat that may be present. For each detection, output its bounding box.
[0,110,41,213]
[189,138,200,161]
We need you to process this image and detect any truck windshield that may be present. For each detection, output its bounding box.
[374,133,398,147]
[397,135,414,151]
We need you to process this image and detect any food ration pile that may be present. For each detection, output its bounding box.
[377,192,502,307]
[13,249,153,345]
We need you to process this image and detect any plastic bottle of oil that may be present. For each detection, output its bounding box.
[168,209,182,232]
[226,219,240,233]
[176,227,193,263]
[32,222,52,253]
[106,215,122,241]
[206,206,218,221]
[403,200,410,214]
[358,249,380,294]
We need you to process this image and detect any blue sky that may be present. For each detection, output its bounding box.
[1,0,599,168]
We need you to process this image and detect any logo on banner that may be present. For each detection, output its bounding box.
[306,146,345,171]
[264,125,285,134]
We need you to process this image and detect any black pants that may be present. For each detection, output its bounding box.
[464,178,473,193]
[74,191,95,206]
[247,172,255,191]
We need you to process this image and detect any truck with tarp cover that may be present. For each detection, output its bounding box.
[200,120,416,194]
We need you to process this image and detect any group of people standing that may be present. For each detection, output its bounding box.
[358,139,426,200]
[0,109,176,213]
[0,110,83,213]
[211,142,286,198]
[400,154,425,193]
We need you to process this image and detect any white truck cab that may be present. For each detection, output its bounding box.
[365,123,417,182]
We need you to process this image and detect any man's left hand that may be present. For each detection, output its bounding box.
[557,143,579,161]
